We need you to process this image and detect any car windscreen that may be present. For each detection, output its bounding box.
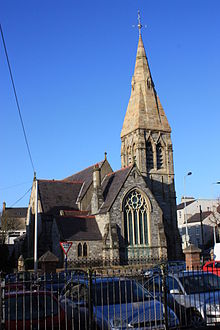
[93,280,151,306]
[179,273,220,294]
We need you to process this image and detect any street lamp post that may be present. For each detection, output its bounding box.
[211,181,220,245]
[184,172,192,247]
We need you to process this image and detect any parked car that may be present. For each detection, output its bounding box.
[59,277,179,329]
[5,291,66,329]
[5,272,37,292]
[143,270,220,328]
[143,261,186,278]
[37,269,86,293]
[202,260,220,276]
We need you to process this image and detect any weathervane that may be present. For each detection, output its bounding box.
[132,10,147,35]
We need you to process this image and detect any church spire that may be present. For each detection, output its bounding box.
[121,23,171,140]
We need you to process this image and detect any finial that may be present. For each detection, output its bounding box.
[138,10,142,35]
[104,152,107,160]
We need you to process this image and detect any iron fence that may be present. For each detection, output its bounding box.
[1,260,220,329]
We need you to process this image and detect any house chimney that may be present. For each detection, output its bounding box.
[2,201,6,213]
[91,164,103,214]
[93,164,101,188]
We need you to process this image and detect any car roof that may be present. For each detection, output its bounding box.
[5,291,53,297]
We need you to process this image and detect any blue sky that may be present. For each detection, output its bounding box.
[0,0,220,209]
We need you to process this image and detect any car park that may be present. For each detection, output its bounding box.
[143,270,220,327]
[60,277,179,329]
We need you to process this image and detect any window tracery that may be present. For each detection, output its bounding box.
[124,190,149,246]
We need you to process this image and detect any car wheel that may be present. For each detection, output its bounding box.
[188,310,205,328]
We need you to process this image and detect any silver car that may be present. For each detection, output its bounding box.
[60,277,179,329]
[144,270,220,327]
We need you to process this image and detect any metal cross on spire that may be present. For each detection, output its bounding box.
[132,10,146,35]
[137,10,142,35]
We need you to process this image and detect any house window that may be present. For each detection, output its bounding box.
[146,141,154,170]
[156,143,163,169]
[77,242,88,258]
[196,226,200,236]
[124,190,149,246]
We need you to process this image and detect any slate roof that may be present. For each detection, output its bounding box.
[187,211,212,224]
[2,208,27,230]
[64,161,104,201]
[55,216,102,241]
[99,166,132,214]
[177,200,195,210]
[4,207,27,218]
[38,180,83,215]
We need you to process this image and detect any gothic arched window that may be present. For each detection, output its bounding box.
[77,243,82,257]
[146,141,154,170]
[83,243,88,257]
[124,190,149,246]
[156,143,163,169]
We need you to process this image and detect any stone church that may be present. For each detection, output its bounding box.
[26,29,182,267]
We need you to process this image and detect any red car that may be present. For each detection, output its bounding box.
[202,261,220,276]
[5,291,66,329]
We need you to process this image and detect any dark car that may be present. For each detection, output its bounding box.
[37,270,86,293]
[5,272,36,292]
[5,291,66,329]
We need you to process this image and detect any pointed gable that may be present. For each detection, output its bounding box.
[64,159,112,202]
[99,166,133,213]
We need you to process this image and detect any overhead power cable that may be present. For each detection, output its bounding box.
[0,181,32,191]
[0,24,35,173]
[9,187,32,207]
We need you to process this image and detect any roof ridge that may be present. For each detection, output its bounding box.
[106,165,132,177]
[65,160,105,178]
[39,179,83,184]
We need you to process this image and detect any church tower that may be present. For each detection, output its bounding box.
[121,17,182,260]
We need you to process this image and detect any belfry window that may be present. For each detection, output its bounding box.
[146,141,154,170]
[156,143,163,169]
[124,190,149,246]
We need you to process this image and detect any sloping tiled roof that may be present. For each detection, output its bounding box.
[177,200,195,210]
[38,180,83,215]
[55,216,102,241]
[187,211,212,224]
[2,208,27,230]
[64,161,104,201]
[4,208,27,218]
[99,166,132,214]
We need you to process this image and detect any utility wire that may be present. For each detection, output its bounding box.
[0,24,35,173]
[0,181,32,191]
[9,187,32,207]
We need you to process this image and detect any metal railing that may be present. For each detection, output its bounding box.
[1,260,220,329]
